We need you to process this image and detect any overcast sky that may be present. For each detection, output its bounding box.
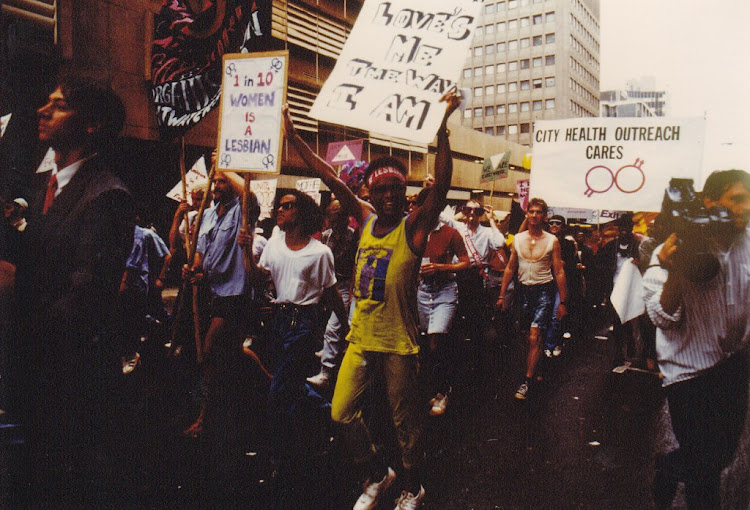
[600,0,750,180]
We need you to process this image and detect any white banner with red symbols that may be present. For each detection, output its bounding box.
[531,118,705,212]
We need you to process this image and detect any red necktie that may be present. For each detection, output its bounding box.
[43,172,58,214]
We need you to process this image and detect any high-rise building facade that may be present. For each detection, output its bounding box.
[600,76,669,117]
[459,0,601,146]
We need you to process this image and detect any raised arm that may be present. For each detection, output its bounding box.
[407,90,461,254]
[282,105,373,225]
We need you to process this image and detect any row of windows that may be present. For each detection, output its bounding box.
[471,33,555,57]
[474,13,555,36]
[465,98,556,118]
[569,34,599,69]
[477,124,530,137]
[484,0,554,15]
[467,76,556,96]
[570,100,595,118]
[464,55,556,77]
[569,13,599,52]
[570,0,600,33]
[569,56,599,89]
[569,78,598,106]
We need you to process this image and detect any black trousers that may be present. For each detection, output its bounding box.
[659,353,748,509]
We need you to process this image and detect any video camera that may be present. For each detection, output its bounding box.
[660,178,734,282]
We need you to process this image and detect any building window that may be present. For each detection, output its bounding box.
[474,67,483,77]
[497,104,506,114]
[520,80,530,90]
[497,1,506,9]
[533,100,543,110]
[509,0,518,9]
[485,65,495,75]
[520,59,530,70]
[463,69,472,79]
[533,78,543,89]
[508,61,518,71]
[485,3,496,14]
[497,21,506,32]
[508,19,518,31]
[533,57,543,67]
[474,107,483,117]
[485,24,495,34]
[474,47,483,57]
[485,85,495,95]
[520,123,530,133]
[497,42,506,53]
[520,38,530,48]
[546,98,555,109]
[546,55,555,66]
[486,106,495,116]
[497,63,506,73]
[463,109,472,119]
[546,11,555,22]
[545,76,555,87]
[521,102,530,112]
[497,83,507,94]
[508,82,518,92]
[497,126,506,135]
[509,103,518,113]
[474,87,483,97]
[485,44,495,55]
[508,40,518,51]
[520,17,530,27]
[546,33,555,43]
[485,127,495,135]
[533,35,543,46]
[508,125,518,134]
[533,14,543,25]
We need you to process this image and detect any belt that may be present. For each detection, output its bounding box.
[274,302,317,312]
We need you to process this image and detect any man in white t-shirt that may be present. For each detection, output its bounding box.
[241,189,348,465]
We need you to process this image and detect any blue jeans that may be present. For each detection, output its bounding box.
[320,280,352,372]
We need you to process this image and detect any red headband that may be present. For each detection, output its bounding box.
[367,166,406,188]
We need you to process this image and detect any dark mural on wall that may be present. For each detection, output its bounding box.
[150,0,271,132]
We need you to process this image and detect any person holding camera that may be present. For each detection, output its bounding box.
[643,169,750,510]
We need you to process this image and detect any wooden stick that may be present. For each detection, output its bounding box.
[179,137,190,256]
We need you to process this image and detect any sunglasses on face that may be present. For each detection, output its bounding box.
[278,201,297,211]
[463,206,484,215]
[548,220,563,226]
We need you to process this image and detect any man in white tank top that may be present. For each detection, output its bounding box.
[497,198,567,400]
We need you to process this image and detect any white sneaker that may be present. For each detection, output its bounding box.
[552,345,562,357]
[544,349,553,358]
[121,352,141,375]
[394,485,425,510]
[353,467,396,510]
[306,371,330,388]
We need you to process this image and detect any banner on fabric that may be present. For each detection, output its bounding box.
[309,0,483,144]
[517,179,530,212]
[250,178,278,220]
[150,0,271,131]
[481,151,510,183]
[531,118,705,212]
[166,156,209,203]
[217,51,288,173]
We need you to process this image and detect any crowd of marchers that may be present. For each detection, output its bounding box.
[1,77,748,510]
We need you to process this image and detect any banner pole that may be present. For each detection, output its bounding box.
[179,137,190,256]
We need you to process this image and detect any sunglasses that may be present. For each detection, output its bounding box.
[463,206,484,215]
[548,220,563,226]
[278,201,297,211]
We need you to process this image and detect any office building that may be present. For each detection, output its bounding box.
[601,76,669,117]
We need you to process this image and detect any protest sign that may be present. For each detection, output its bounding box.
[35,147,57,174]
[309,0,482,143]
[326,139,364,165]
[531,117,705,212]
[610,259,645,323]
[250,178,278,219]
[217,50,288,173]
[166,156,209,203]
[296,178,322,205]
[517,179,530,212]
[548,207,627,224]
[0,113,10,139]
[481,152,510,183]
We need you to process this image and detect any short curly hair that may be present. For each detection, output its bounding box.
[274,189,324,237]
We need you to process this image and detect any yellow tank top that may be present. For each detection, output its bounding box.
[347,214,420,354]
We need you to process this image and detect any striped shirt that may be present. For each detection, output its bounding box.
[642,226,750,386]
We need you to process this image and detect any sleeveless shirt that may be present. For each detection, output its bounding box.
[347,214,420,354]
[515,230,555,285]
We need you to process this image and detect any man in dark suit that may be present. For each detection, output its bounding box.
[13,77,136,506]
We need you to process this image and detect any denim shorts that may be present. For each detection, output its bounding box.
[518,281,556,330]
[417,280,458,335]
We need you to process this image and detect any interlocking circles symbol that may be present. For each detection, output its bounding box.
[584,158,646,197]
[225,62,237,78]
[220,154,232,167]
[262,154,275,170]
